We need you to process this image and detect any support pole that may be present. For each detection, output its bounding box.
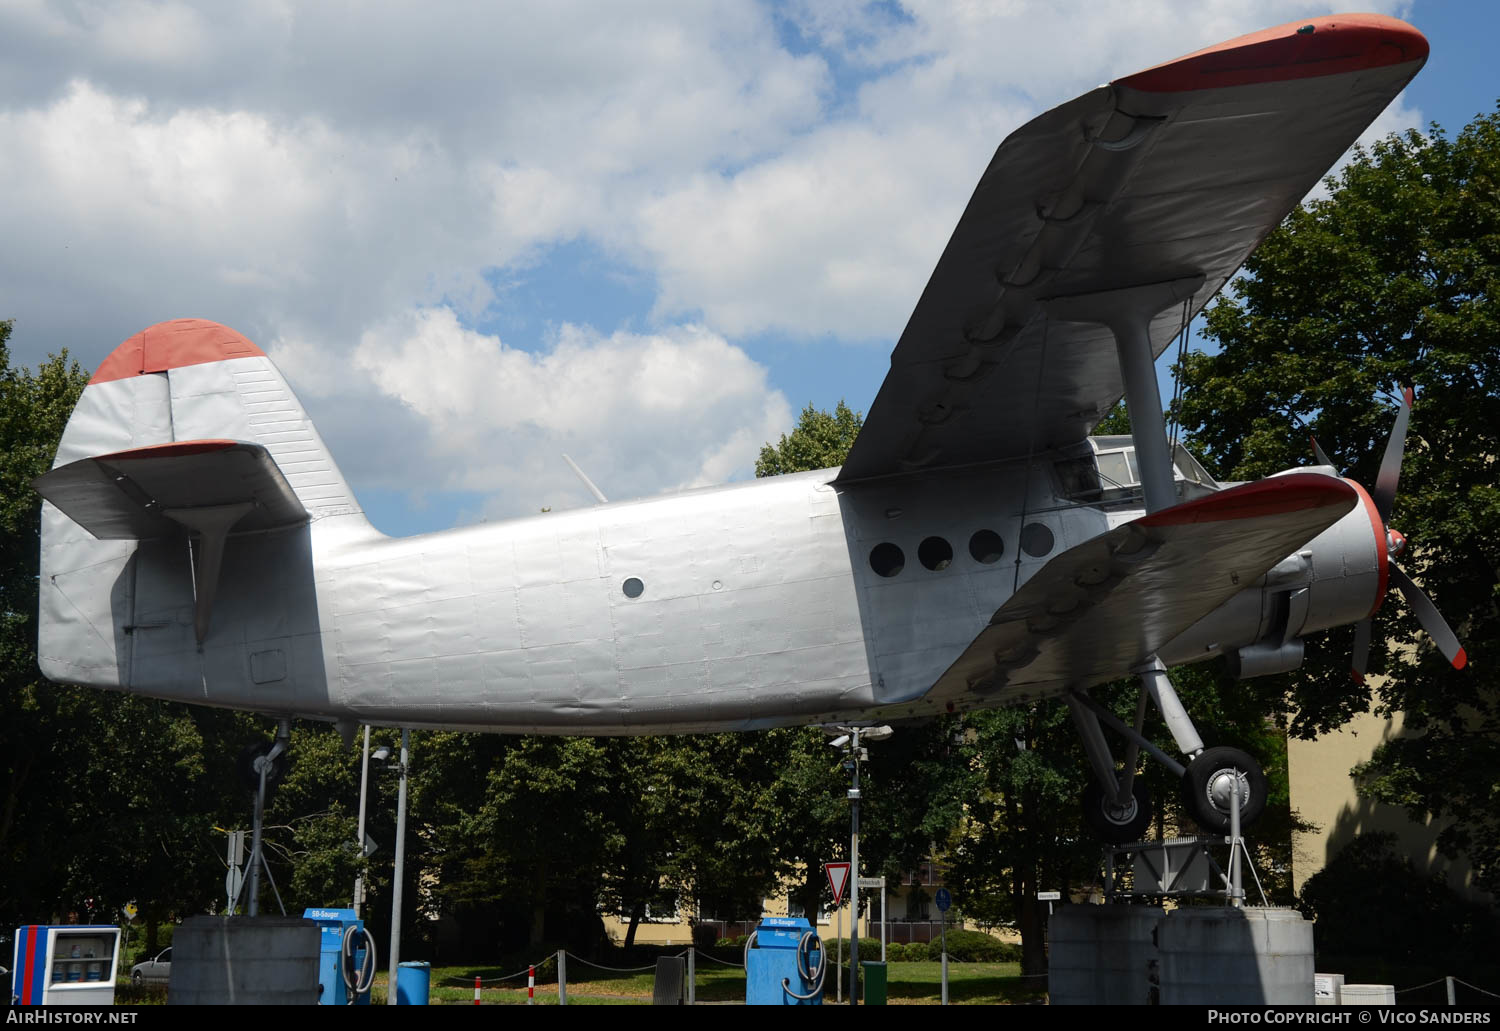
[386,728,410,1006]
[354,724,370,918]
[849,726,861,1007]
[1136,657,1205,758]
[1065,694,1125,804]
[558,950,568,1006]
[1230,773,1243,907]
[1044,275,1203,515]
[686,947,694,1006]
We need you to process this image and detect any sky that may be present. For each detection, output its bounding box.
[2,1,1493,538]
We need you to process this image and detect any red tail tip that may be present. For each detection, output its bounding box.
[1453,648,1467,671]
[1403,386,1415,408]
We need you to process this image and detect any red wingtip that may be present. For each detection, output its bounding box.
[1453,648,1467,671]
[1115,13,1428,94]
[90,319,265,384]
[1350,669,1365,685]
[1403,385,1415,408]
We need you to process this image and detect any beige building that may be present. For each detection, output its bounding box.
[1288,706,1490,902]
[601,860,963,947]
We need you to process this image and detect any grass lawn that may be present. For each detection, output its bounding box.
[372,959,1047,1005]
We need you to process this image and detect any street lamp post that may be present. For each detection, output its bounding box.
[354,725,370,918]
[848,727,861,1007]
[828,724,892,1007]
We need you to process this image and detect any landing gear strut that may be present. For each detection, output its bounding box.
[1067,667,1269,842]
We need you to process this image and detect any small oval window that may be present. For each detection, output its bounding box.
[969,529,1005,564]
[869,542,905,578]
[918,536,953,571]
[1020,522,1055,558]
[622,577,645,598]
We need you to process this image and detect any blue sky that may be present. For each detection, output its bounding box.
[1,2,1493,537]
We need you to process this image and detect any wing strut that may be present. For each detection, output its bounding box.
[1045,275,1202,513]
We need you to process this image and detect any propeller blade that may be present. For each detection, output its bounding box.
[1350,618,1372,684]
[1372,386,1413,524]
[1289,410,1336,469]
[1388,562,1467,670]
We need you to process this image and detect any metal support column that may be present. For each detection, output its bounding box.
[1066,693,1125,804]
[1044,275,1203,515]
[1136,657,1204,757]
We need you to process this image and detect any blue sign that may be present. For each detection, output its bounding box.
[935,887,952,913]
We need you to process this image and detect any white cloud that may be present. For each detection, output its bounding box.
[270,308,792,520]
[0,1,1430,528]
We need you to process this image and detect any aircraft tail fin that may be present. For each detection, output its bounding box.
[37,319,368,686]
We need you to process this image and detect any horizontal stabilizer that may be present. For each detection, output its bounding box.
[926,473,1357,705]
[35,439,308,541]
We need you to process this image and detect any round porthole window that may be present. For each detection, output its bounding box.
[1020,522,1055,558]
[869,542,905,578]
[969,529,1005,564]
[918,536,953,571]
[622,577,645,598]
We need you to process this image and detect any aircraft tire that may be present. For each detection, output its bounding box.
[1082,778,1152,844]
[1181,746,1266,834]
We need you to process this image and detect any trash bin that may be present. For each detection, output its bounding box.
[395,961,430,1005]
[861,961,887,1005]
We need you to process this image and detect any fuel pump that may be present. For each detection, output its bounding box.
[744,917,825,1006]
[303,908,375,1005]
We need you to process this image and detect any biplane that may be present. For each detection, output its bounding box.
[35,13,1461,840]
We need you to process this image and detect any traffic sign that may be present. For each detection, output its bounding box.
[825,862,851,905]
[935,887,952,913]
[1037,891,1061,901]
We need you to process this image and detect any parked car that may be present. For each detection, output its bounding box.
[130,947,170,987]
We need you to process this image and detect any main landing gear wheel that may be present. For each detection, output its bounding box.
[235,740,289,794]
[1082,778,1153,844]
[1181,746,1266,834]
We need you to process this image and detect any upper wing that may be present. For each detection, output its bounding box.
[923,473,1357,707]
[837,14,1428,483]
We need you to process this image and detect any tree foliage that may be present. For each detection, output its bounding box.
[1177,111,1500,893]
[755,400,863,477]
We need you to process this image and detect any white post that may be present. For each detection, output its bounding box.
[880,879,887,962]
[836,908,843,1003]
[386,728,410,1005]
[941,913,949,1006]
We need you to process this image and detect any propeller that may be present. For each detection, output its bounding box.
[1344,386,1467,683]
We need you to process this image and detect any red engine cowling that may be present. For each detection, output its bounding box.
[1158,470,1386,677]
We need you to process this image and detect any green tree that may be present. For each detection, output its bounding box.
[756,400,863,476]
[1177,110,1500,893]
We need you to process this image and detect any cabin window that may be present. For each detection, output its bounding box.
[622,577,645,598]
[869,542,905,578]
[1020,522,1054,558]
[918,536,953,571]
[969,529,1005,564]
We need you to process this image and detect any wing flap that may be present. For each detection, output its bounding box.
[35,439,309,540]
[924,473,1356,705]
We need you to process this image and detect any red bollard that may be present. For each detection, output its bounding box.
[528,965,536,1004]
[473,975,481,1005]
